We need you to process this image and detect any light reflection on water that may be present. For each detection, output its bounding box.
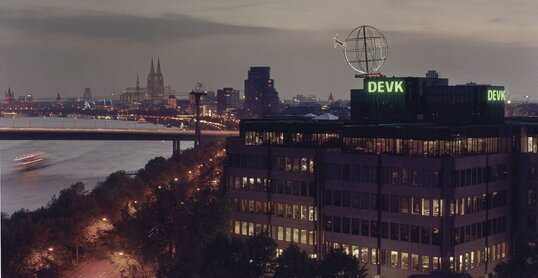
[0,117,193,214]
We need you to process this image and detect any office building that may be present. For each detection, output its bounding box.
[243,67,280,118]
[217,87,240,115]
[226,72,533,278]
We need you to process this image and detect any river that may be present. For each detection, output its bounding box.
[0,117,193,214]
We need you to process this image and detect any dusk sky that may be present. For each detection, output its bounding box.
[1,0,537,100]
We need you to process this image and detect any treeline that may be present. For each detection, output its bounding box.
[1,143,225,277]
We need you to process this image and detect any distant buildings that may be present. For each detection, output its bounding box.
[217,87,240,115]
[120,58,166,104]
[243,66,280,118]
[83,88,92,101]
[167,95,177,109]
[4,88,14,103]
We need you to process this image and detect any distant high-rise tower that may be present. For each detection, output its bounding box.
[4,88,14,103]
[56,92,62,103]
[146,57,165,102]
[243,66,279,118]
[83,88,92,100]
[217,87,240,115]
[328,91,334,104]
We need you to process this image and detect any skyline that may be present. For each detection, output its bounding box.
[1,0,537,100]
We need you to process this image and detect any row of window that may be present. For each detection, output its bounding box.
[452,164,508,188]
[324,216,442,246]
[449,191,507,216]
[325,189,444,217]
[453,216,507,245]
[275,156,315,173]
[228,153,270,169]
[227,176,318,197]
[325,242,441,272]
[231,198,318,222]
[231,220,317,246]
[324,242,507,272]
[451,243,507,272]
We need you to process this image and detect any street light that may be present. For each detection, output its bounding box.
[102,217,108,221]
[48,247,54,252]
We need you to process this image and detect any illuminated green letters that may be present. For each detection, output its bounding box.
[487,88,505,102]
[366,79,405,93]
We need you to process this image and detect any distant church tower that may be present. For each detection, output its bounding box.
[328,91,334,104]
[146,57,164,102]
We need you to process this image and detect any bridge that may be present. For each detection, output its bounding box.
[0,127,239,154]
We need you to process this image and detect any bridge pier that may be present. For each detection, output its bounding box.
[172,140,181,156]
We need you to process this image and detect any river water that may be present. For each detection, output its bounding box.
[0,117,193,214]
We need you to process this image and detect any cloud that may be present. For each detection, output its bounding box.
[0,8,275,42]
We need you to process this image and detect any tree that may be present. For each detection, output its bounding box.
[318,249,368,278]
[243,231,278,277]
[275,244,317,278]
[494,232,538,278]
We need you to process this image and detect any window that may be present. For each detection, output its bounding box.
[391,251,399,268]
[422,198,431,216]
[390,223,399,240]
[381,249,389,267]
[301,230,308,244]
[342,217,350,234]
[401,168,409,185]
[411,225,420,243]
[333,216,341,233]
[285,181,292,195]
[325,189,332,205]
[361,247,369,263]
[422,255,430,272]
[333,190,342,206]
[421,227,430,244]
[433,257,441,271]
[382,195,389,211]
[361,193,370,209]
[432,228,441,246]
[324,215,332,231]
[361,219,369,236]
[301,206,308,220]
[371,249,378,265]
[530,163,536,178]
[285,227,291,241]
[433,199,441,217]
[371,221,379,237]
[390,195,399,213]
[400,224,409,242]
[400,197,409,213]
[293,228,299,243]
[529,189,537,205]
[391,168,400,184]
[301,182,308,196]
[412,254,420,271]
[412,169,420,186]
[352,192,360,208]
[342,191,351,207]
[292,181,301,195]
[412,197,421,215]
[382,222,389,239]
[286,204,293,218]
[352,219,360,235]
[301,158,308,172]
[401,252,409,270]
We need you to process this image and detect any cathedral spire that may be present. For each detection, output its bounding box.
[157,56,162,75]
[149,57,155,76]
[328,91,334,104]
[136,74,140,88]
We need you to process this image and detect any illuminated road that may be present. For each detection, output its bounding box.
[0,127,238,141]
[67,258,118,278]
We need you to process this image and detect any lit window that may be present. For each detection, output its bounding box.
[391,251,399,268]
[401,252,409,270]
[422,198,431,216]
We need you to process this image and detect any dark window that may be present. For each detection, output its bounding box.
[342,217,350,234]
[411,225,419,243]
[371,194,378,210]
[285,181,292,195]
[390,195,399,213]
[432,170,440,187]
[325,215,332,231]
[454,170,460,187]
[361,166,369,182]
[351,192,360,208]
[422,170,432,187]
[277,180,284,194]
[352,218,360,235]
[343,165,351,181]
[309,182,317,197]
[382,195,389,212]
[432,228,441,246]
[421,227,430,244]
[292,181,301,195]
[412,169,420,186]
[334,164,343,180]
[401,168,409,185]
[333,190,342,206]
[370,167,377,183]
[326,163,333,179]
[361,193,369,209]
[400,196,409,214]
[342,191,351,207]
[400,224,409,242]
[333,216,341,233]
[381,222,388,239]
[390,223,399,240]
[472,168,477,185]
[300,182,308,196]
[361,219,369,236]
[351,165,360,181]
[325,189,332,205]
[477,168,483,184]
[371,221,379,237]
